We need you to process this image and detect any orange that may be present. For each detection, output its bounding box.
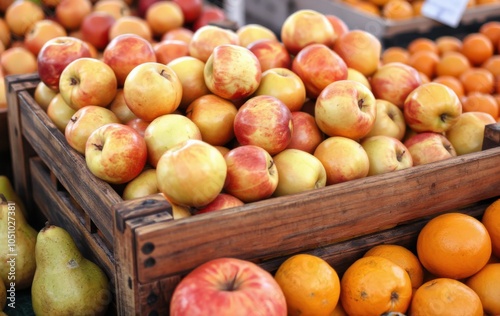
[407,50,439,79]
[461,92,499,120]
[436,51,471,78]
[340,256,412,316]
[330,301,348,316]
[350,1,381,16]
[466,263,500,315]
[363,244,424,289]
[480,21,500,49]
[482,198,500,258]
[382,0,414,20]
[381,46,410,65]
[274,254,340,316]
[416,212,492,279]
[461,32,494,66]
[409,278,483,316]
[435,35,462,55]
[432,75,465,99]
[408,37,439,55]
[460,67,495,94]
[412,0,424,16]
[482,54,500,77]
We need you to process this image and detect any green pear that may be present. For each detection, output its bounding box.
[31,223,111,316]
[0,175,28,219]
[0,194,37,290]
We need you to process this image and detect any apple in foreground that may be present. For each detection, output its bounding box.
[188,25,239,63]
[315,80,376,140]
[123,62,182,122]
[195,193,244,214]
[273,148,327,197]
[59,57,118,110]
[170,257,287,316]
[224,145,278,203]
[204,44,261,101]
[404,132,457,166]
[361,135,413,176]
[156,139,227,207]
[85,123,147,184]
[65,105,120,154]
[286,111,324,154]
[314,136,370,185]
[403,82,462,133]
[364,99,406,141]
[445,111,496,156]
[233,95,293,156]
[122,168,158,200]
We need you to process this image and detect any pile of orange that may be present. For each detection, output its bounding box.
[381,21,500,122]
[273,198,500,315]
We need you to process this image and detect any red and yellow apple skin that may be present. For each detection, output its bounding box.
[404,132,457,166]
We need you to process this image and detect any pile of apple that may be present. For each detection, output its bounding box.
[24,4,492,215]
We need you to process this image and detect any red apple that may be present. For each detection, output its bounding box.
[59,57,118,110]
[156,139,227,207]
[123,62,182,122]
[326,14,349,44]
[223,145,278,203]
[403,132,457,166]
[102,33,156,87]
[172,0,203,23]
[188,25,239,63]
[153,39,189,65]
[170,257,287,316]
[81,11,116,51]
[286,111,324,154]
[195,193,244,214]
[37,36,92,91]
[192,5,226,31]
[136,0,159,18]
[126,117,149,138]
[161,27,194,45]
[291,43,348,99]
[85,123,147,184]
[333,30,382,77]
[108,89,137,123]
[234,95,293,156]
[247,39,292,72]
[24,19,67,56]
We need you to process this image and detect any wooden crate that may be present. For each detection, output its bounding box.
[0,108,7,153]
[6,73,500,315]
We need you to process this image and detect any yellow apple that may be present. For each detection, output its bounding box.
[188,25,239,63]
[347,67,371,90]
[445,111,496,155]
[363,99,406,141]
[236,23,277,48]
[34,81,58,111]
[361,135,413,176]
[46,93,77,132]
[333,30,382,77]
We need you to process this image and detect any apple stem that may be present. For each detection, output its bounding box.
[159,69,171,81]
[225,274,238,291]
[358,99,364,109]
[93,143,103,151]
[396,150,405,162]
[70,77,79,86]
[440,113,447,122]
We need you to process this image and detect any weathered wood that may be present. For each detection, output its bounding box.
[134,145,500,283]
[483,122,500,149]
[0,108,8,152]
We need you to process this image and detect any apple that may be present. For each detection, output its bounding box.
[252,67,306,112]
[286,111,324,154]
[445,112,496,156]
[153,39,189,65]
[403,132,457,166]
[185,94,237,146]
[192,5,226,31]
[163,195,194,219]
[314,136,370,185]
[194,193,244,214]
[234,95,293,156]
[59,57,118,110]
[46,93,77,132]
[108,15,153,42]
[144,113,202,167]
[103,33,157,87]
[347,67,371,91]
[4,0,44,37]
[273,148,327,197]
[172,0,203,23]
[161,27,194,44]
[291,43,348,99]
[280,9,335,56]
[123,62,182,122]
[24,19,67,56]
[156,139,227,207]
[170,257,287,316]
[167,56,210,110]
[37,36,92,91]
[145,1,184,38]
[126,117,149,137]
[0,46,37,75]
[188,25,239,63]
[326,14,349,44]
[215,145,230,157]
[65,105,121,154]
[403,82,462,133]
[93,0,131,20]
[108,89,136,124]
[361,135,413,176]
[371,62,422,108]
[315,80,376,140]
[247,39,292,72]
[85,123,147,184]
[204,44,261,101]
[55,0,92,31]
[333,30,382,77]
[34,81,58,111]
[363,99,406,141]
[0,18,11,49]
[81,11,116,51]
[236,23,278,48]
[223,145,278,203]
[122,168,158,200]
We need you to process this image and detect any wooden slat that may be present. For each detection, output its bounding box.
[134,145,500,283]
